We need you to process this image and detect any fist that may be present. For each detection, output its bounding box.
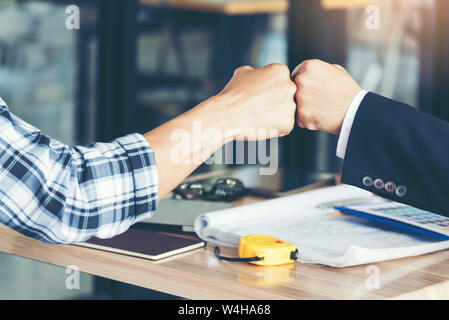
[218,63,297,140]
[292,59,361,135]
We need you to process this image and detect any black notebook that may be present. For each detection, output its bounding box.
[76,228,206,260]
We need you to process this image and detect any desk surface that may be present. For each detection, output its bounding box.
[2,223,449,299]
[139,0,289,15]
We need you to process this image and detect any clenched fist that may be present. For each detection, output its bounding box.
[217,63,297,140]
[292,59,361,135]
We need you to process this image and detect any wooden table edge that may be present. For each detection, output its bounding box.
[0,226,291,300]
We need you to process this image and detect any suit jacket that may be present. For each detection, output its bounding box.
[341,92,449,217]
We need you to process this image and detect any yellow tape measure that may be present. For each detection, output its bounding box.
[214,235,298,266]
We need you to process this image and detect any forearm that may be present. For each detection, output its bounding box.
[145,63,296,200]
[0,102,158,244]
[0,63,296,243]
[144,95,235,200]
[145,63,297,200]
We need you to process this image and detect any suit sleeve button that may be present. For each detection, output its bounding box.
[396,185,407,197]
[374,179,385,190]
[362,176,374,187]
[385,182,397,193]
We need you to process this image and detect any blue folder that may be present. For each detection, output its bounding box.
[335,206,449,241]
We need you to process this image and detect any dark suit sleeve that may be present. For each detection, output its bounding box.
[341,92,449,217]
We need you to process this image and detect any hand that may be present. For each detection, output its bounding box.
[145,64,296,199]
[216,63,297,140]
[292,59,361,135]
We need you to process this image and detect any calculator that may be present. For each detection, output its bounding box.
[336,202,449,240]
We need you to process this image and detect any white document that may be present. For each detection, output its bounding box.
[194,185,449,267]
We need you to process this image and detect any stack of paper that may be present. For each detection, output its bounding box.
[194,185,449,267]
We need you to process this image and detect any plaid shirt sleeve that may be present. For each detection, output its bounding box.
[0,98,158,244]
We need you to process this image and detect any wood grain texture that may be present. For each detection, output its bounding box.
[2,224,449,299]
[139,0,289,15]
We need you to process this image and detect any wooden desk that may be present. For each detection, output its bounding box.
[2,221,449,299]
[139,0,289,15]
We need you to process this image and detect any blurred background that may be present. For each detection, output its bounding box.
[0,0,448,299]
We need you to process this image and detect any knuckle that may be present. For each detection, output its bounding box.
[302,59,312,66]
[307,59,324,70]
[302,59,318,68]
[297,108,306,122]
[284,127,294,136]
[309,59,323,66]
[297,118,306,128]
[235,65,251,73]
[295,72,313,89]
[289,99,297,110]
[269,63,290,74]
[288,81,298,95]
[287,106,295,118]
[295,93,301,105]
[295,77,308,92]
[298,107,311,123]
[268,62,283,69]
[299,60,310,71]
[295,76,310,91]
[287,117,295,131]
[333,63,344,69]
[295,91,304,105]
[307,120,318,131]
[281,121,294,136]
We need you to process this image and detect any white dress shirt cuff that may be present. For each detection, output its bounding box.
[336,90,368,159]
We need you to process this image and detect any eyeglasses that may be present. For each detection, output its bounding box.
[172,178,248,202]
